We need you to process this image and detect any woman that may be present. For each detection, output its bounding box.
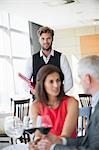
[30,64,78,140]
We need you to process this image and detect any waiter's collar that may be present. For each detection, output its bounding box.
[40,49,54,57]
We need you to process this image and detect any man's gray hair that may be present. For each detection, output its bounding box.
[78,55,99,81]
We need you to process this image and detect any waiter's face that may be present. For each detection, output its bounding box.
[39,32,53,51]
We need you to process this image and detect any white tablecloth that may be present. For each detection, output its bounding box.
[1,143,28,150]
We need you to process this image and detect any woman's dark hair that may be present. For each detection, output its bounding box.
[35,64,65,105]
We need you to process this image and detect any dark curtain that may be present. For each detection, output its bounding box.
[28,21,42,54]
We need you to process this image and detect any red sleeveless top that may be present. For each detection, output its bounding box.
[38,96,77,138]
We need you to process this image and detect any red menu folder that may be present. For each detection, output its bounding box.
[18,73,35,89]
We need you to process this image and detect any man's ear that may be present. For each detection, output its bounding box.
[85,74,91,84]
[38,38,40,43]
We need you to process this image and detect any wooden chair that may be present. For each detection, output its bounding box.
[78,94,92,107]
[11,98,30,143]
[78,106,92,136]
[11,98,30,121]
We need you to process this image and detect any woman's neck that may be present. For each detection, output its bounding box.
[47,97,59,108]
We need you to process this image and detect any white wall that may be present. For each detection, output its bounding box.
[53,26,99,98]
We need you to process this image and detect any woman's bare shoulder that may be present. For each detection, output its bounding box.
[68,96,79,108]
[32,99,39,105]
[30,100,40,122]
[31,100,40,111]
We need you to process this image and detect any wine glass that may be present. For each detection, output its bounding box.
[4,116,23,149]
[23,116,35,142]
[24,115,52,142]
[36,115,53,135]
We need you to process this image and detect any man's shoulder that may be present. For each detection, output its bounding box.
[54,50,66,58]
[32,51,40,57]
[54,50,62,55]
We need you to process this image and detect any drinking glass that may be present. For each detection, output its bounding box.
[4,116,23,149]
[23,116,30,129]
[23,116,35,142]
[24,115,52,141]
[36,115,53,135]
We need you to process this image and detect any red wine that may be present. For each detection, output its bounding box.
[24,127,52,135]
[37,127,52,135]
[24,127,37,134]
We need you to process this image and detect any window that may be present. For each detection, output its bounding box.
[0,12,31,112]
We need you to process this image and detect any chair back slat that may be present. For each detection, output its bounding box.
[78,106,92,136]
[11,98,30,121]
[78,94,92,107]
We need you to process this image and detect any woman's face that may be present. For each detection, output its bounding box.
[44,72,61,98]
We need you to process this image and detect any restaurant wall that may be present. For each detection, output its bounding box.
[53,26,99,97]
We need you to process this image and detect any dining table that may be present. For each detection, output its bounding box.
[1,143,28,150]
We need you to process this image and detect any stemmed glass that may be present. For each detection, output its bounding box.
[36,115,53,135]
[4,116,23,149]
[24,115,53,142]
